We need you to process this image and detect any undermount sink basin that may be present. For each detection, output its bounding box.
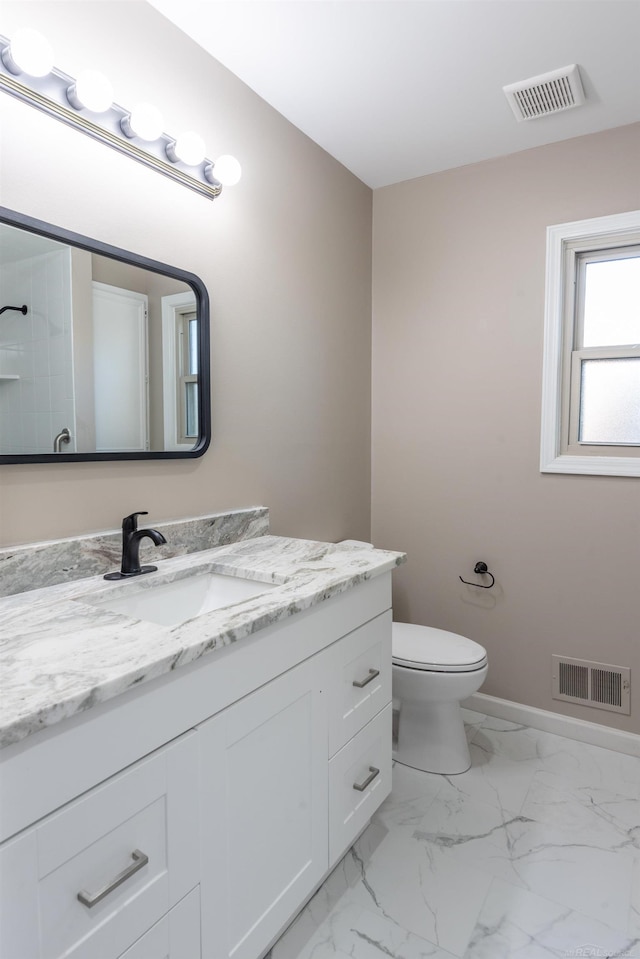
[89,571,278,627]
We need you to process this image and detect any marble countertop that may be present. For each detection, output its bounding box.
[0,536,405,749]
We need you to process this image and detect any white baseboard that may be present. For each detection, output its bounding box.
[463,692,640,759]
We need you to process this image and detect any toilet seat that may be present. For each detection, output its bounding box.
[392,623,487,673]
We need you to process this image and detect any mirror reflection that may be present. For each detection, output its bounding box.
[0,210,210,462]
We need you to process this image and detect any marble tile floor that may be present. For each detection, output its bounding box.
[271,709,640,959]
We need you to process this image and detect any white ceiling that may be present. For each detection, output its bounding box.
[148,0,640,189]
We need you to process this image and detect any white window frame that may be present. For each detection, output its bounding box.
[161,291,198,452]
[540,209,640,477]
[176,308,199,445]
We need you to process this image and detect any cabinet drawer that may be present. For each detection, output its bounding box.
[118,886,200,959]
[328,610,392,756]
[0,732,199,959]
[328,703,392,866]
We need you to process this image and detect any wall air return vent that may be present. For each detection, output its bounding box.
[503,64,585,121]
[552,655,630,714]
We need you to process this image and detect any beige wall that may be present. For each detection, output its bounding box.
[372,123,640,733]
[0,1,372,545]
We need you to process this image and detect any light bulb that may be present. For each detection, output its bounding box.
[210,155,242,187]
[121,102,164,141]
[2,28,54,77]
[67,70,113,113]
[166,131,206,166]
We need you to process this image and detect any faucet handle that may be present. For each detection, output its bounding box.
[123,511,149,534]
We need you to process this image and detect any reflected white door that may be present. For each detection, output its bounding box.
[92,282,149,452]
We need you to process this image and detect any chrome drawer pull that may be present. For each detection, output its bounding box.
[77,849,149,909]
[352,668,380,689]
[353,766,380,792]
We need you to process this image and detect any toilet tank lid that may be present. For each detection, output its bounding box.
[392,622,487,669]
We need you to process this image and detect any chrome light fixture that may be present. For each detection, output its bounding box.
[0,29,241,200]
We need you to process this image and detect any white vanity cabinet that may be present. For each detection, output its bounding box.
[0,573,395,959]
[0,733,200,959]
[198,609,393,959]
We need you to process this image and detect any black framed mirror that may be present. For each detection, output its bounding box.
[0,207,210,463]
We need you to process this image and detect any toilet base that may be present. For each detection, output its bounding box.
[393,699,471,775]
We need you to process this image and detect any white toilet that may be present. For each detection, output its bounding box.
[392,623,488,775]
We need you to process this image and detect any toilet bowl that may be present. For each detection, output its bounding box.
[392,623,488,774]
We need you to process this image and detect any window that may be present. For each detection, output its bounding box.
[540,210,640,476]
[177,309,199,444]
[161,291,200,451]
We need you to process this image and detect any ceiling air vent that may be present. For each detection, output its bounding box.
[552,655,630,715]
[503,64,585,121]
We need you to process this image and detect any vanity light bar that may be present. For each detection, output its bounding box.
[0,31,238,200]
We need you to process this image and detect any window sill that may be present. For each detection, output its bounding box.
[540,452,640,477]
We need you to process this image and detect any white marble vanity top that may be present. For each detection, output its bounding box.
[0,536,405,749]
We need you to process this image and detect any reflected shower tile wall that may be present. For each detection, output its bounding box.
[0,259,25,452]
[0,248,74,454]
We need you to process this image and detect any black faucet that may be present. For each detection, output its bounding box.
[104,512,167,581]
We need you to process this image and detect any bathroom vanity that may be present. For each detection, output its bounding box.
[0,520,405,959]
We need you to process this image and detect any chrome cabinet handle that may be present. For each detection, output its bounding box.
[353,766,380,792]
[77,849,149,909]
[352,668,380,689]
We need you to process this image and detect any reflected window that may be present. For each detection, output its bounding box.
[178,308,199,443]
[161,290,201,451]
